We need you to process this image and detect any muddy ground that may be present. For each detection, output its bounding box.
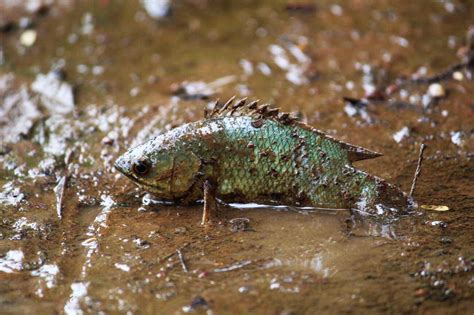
[0,0,473,314]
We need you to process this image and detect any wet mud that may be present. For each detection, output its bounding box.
[0,0,473,314]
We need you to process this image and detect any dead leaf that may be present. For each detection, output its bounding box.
[420,205,450,212]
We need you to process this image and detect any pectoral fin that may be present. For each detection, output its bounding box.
[201,179,218,225]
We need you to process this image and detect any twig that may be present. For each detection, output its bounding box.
[288,206,350,215]
[394,55,473,89]
[177,249,189,273]
[391,25,474,91]
[410,143,427,197]
[159,242,190,263]
[213,260,253,273]
[53,148,74,220]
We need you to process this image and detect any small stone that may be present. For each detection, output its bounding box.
[101,136,114,145]
[365,88,386,101]
[174,227,187,234]
[450,131,463,146]
[20,30,37,47]
[229,217,251,232]
[415,288,428,297]
[18,17,33,29]
[427,83,445,98]
[238,286,251,293]
[31,72,75,113]
[393,126,410,143]
[141,0,172,20]
[440,237,452,244]
[182,296,208,313]
[453,71,464,81]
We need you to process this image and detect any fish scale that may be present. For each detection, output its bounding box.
[214,117,377,208]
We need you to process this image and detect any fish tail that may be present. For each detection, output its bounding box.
[346,166,415,215]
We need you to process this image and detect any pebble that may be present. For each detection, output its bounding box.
[174,227,187,234]
[20,30,37,47]
[18,17,33,29]
[450,131,463,146]
[238,286,251,293]
[141,0,172,19]
[440,237,452,244]
[31,72,75,113]
[427,83,445,98]
[393,126,410,143]
[182,296,208,313]
[452,71,464,81]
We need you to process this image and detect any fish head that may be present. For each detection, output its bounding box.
[115,138,202,200]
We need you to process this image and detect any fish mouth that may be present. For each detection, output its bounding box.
[114,163,169,194]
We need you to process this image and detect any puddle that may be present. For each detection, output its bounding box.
[0,1,473,314]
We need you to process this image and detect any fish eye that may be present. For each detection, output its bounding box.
[132,160,151,176]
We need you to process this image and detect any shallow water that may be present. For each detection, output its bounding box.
[0,0,473,314]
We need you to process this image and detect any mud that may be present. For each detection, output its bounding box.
[0,0,473,314]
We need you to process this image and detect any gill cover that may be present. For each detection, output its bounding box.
[169,152,202,198]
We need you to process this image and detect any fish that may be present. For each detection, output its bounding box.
[115,97,416,224]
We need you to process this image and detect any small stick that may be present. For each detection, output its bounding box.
[159,242,190,263]
[410,143,427,197]
[53,148,73,220]
[394,25,474,90]
[177,249,189,273]
[396,55,473,88]
[213,260,253,273]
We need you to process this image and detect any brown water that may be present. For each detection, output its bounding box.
[0,0,473,314]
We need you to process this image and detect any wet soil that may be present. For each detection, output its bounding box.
[1,0,473,314]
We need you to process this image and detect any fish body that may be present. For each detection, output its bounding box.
[115,98,415,216]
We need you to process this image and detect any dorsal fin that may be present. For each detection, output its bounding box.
[207,97,382,162]
[207,97,293,122]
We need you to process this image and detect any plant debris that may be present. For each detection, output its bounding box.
[213,260,253,273]
[176,249,188,273]
[420,205,450,212]
[53,176,67,219]
[410,143,427,197]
